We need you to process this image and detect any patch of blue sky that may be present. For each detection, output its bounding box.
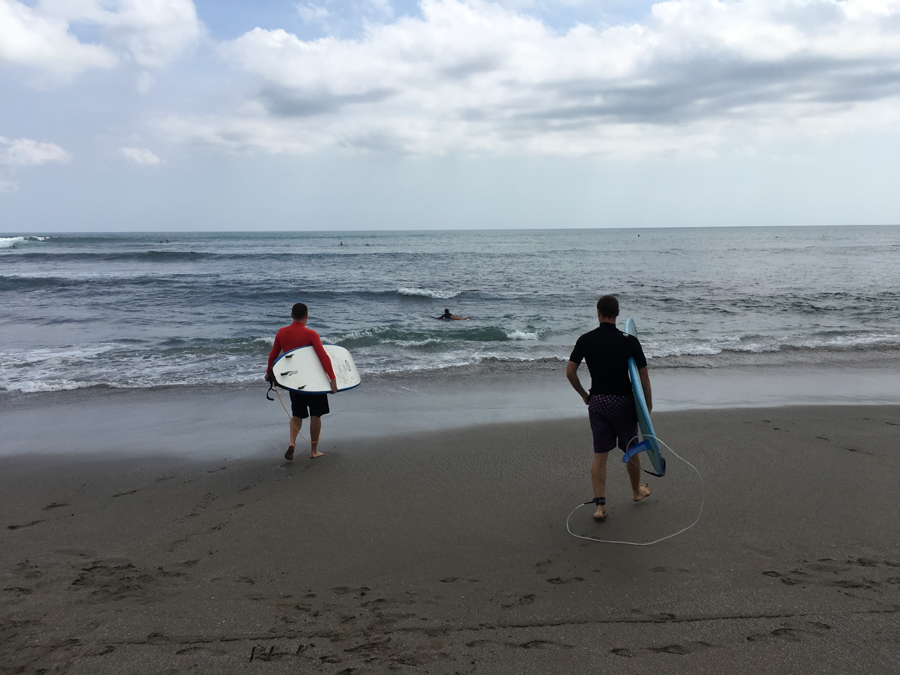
[193,0,658,42]
[498,0,659,31]
[193,0,415,40]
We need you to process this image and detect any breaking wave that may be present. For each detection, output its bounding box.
[397,287,460,299]
[0,236,49,250]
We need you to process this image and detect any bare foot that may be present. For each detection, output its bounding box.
[633,484,651,502]
[310,450,324,459]
[284,445,295,461]
[593,505,607,521]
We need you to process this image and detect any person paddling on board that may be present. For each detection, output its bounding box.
[436,308,468,320]
[566,295,653,521]
[266,302,338,461]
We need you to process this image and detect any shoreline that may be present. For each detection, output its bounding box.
[3,361,900,461]
[5,340,900,397]
[2,405,899,673]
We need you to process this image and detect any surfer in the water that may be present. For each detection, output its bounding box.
[436,309,468,320]
[566,295,653,521]
[266,303,338,461]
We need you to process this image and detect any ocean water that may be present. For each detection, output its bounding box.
[1,227,898,394]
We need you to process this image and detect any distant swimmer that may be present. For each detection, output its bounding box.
[435,308,468,321]
[566,295,653,522]
[266,302,337,461]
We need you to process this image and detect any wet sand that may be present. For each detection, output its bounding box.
[2,404,899,673]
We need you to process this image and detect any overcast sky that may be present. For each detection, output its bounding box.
[2,0,900,232]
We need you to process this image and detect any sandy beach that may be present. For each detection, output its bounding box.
[2,392,898,674]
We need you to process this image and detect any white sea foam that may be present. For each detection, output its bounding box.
[506,330,539,340]
[0,236,48,249]
[729,343,778,354]
[7,379,94,393]
[647,344,724,358]
[387,339,442,348]
[341,328,379,340]
[797,333,900,349]
[397,287,460,299]
[0,344,123,365]
[646,332,900,361]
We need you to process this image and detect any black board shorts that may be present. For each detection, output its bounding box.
[289,391,329,419]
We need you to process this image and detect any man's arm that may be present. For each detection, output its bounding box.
[566,361,590,405]
[638,366,652,413]
[310,334,338,394]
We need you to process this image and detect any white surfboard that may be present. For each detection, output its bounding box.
[272,345,361,394]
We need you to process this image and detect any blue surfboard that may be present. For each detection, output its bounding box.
[622,318,666,477]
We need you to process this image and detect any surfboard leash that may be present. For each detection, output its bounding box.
[266,381,312,446]
[565,434,705,546]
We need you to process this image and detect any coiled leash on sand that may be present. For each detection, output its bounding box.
[566,434,705,546]
[266,379,311,445]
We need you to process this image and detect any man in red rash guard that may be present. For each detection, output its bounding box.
[266,302,338,461]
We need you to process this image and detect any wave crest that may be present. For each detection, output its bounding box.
[0,236,49,250]
[397,287,460,299]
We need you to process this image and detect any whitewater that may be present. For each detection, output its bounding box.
[1,227,898,394]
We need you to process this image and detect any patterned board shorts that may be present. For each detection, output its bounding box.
[589,394,639,454]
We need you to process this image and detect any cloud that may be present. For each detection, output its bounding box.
[0,136,71,166]
[0,0,203,83]
[0,136,69,192]
[92,0,204,68]
[0,0,117,80]
[161,0,900,157]
[296,2,332,25]
[120,146,163,165]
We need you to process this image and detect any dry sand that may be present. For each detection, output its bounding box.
[2,404,899,674]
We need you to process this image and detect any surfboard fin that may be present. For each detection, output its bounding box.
[622,440,651,464]
[623,441,667,477]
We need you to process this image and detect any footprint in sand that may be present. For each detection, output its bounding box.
[501,594,535,609]
[6,520,44,531]
[747,622,831,643]
[647,641,713,655]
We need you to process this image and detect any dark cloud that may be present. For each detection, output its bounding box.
[260,87,396,117]
[509,55,900,129]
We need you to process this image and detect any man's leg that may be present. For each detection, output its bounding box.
[309,416,323,459]
[290,416,303,445]
[591,452,609,519]
[625,453,652,502]
[286,416,303,461]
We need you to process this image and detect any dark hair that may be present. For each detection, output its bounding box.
[596,295,619,318]
[291,302,308,320]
